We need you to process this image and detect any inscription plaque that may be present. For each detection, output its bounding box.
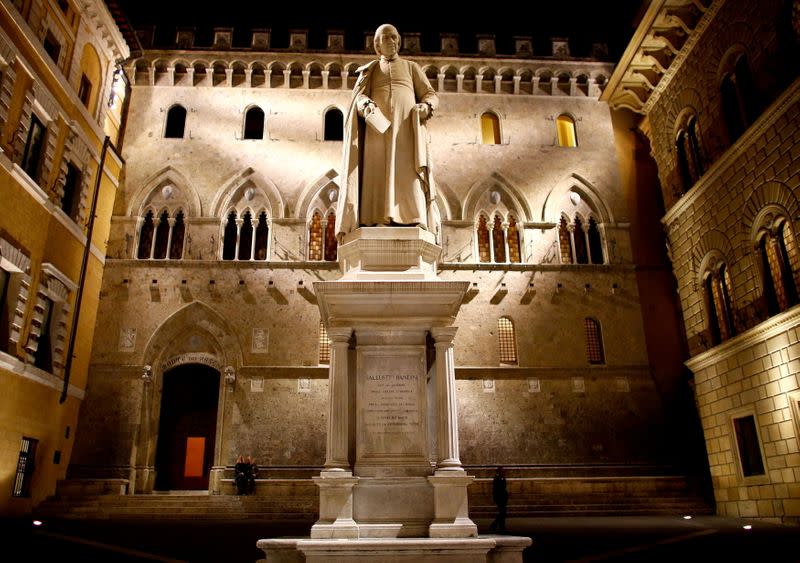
[357,349,427,468]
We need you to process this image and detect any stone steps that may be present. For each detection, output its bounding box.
[35,474,713,520]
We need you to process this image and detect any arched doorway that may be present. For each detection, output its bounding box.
[154,363,220,490]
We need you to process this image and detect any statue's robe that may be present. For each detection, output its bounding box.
[335,56,439,240]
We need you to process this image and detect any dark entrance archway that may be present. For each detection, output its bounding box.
[154,363,220,490]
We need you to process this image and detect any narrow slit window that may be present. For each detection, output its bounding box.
[492,214,506,263]
[319,321,331,365]
[153,211,170,259]
[559,216,573,264]
[254,212,269,261]
[169,211,185,259]
[222,212,237,260]
[477,215,491,263]
[325,212,338,261]
[588,218,603,264]
[507,215,521,263]
[574,216,588,264]
[137,210,155,259]
[308,212,323,261]
[238,212,253,260]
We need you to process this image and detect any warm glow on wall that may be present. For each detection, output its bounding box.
[556,114,577,147]
[184,437,205,478]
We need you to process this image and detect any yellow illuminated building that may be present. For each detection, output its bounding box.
[0,0,130,514]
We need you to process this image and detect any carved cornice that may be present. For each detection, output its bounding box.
[601,0,718,114]
[686,306,800,374]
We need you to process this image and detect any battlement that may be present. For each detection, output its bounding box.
[134,25,610,61]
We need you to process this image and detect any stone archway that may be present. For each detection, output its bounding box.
[154,363,220,491]
[133,302,242,494]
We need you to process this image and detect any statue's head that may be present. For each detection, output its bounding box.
[374,24,400,57]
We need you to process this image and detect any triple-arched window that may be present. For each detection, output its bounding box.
[137,208,185,259]
[476,212,522,263]
[308,210,338,261]
[558,214,603,264]
[702,261,736,345]
[756,215,800,316]
[221,210,269,261]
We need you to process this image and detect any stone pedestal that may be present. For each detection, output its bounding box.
[259,228,529,561]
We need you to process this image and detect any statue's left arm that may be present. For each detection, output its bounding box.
[411,62,438,120]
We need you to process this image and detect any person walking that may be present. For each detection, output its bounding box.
[489,466,508,533]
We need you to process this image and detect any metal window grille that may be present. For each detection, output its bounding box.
[12,437,38,497]
[318,321,331,365]
[584,318,604,364]
[497,317,517,365]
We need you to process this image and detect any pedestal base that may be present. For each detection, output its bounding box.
[257,536,531,563]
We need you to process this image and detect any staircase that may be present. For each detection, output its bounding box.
[469,474,714,517]
[35,473,713,521]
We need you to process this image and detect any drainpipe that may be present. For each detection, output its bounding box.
[60,136,117,403]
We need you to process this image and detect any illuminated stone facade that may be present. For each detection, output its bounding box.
[54,21,709,507]
[604,0,800,523]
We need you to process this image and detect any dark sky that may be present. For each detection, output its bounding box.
[114,1,646,60]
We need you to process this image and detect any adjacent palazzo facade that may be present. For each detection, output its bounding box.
[604,0,800,523]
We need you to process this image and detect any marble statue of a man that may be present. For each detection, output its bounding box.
[335,23,440,242]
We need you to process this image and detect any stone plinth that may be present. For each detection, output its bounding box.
[257,536,531,563]
[259,227,529,562]
[337,226,441,281]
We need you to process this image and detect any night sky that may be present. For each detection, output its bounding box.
[113,1,645,60]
